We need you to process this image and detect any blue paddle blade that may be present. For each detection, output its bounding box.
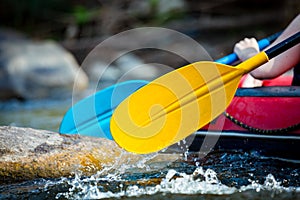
[59,80,148,139]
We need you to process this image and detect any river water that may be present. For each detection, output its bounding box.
[0,99,299,199]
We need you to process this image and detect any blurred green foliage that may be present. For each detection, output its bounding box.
[72,6,91,25]
[72,5,99,25]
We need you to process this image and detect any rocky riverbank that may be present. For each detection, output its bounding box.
[0,126,179,184]
[0,36,89,100]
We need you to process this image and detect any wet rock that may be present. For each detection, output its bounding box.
[115,53,163,80]
[86,61,120,83]
[0,40,89,99]
[0,126,179,183]
[82,50,168,90]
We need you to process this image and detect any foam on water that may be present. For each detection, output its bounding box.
[55,166,300,199]
[52,143,300,199]
[0,146,298,199]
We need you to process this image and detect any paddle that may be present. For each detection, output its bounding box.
[59,80,148,139]
[59,32,281,139]
[110,31,300,154]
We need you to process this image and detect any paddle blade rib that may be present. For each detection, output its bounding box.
[111,62,243,154]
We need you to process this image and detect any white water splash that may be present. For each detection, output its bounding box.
[56,167,300,199]
[155,168,235,195]
[55,167,231,199]
[239,173,298,196]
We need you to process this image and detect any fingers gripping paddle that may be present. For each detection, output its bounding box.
[216,31,282,64]
[60,32,280,139]
[110,31,300,154]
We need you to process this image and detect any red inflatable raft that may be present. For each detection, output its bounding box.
[189,75,300,160]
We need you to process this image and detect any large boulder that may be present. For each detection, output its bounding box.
[0,40,88,99]
[0,126,179,184]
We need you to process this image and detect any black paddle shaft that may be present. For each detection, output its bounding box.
[265,31,300,59]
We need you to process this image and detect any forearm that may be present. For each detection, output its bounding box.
[251,44,300,79]
[251,14,300,79]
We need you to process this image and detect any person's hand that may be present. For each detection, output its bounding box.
[234,38,259,61]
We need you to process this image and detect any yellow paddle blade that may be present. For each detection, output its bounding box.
[110,61,244,154]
